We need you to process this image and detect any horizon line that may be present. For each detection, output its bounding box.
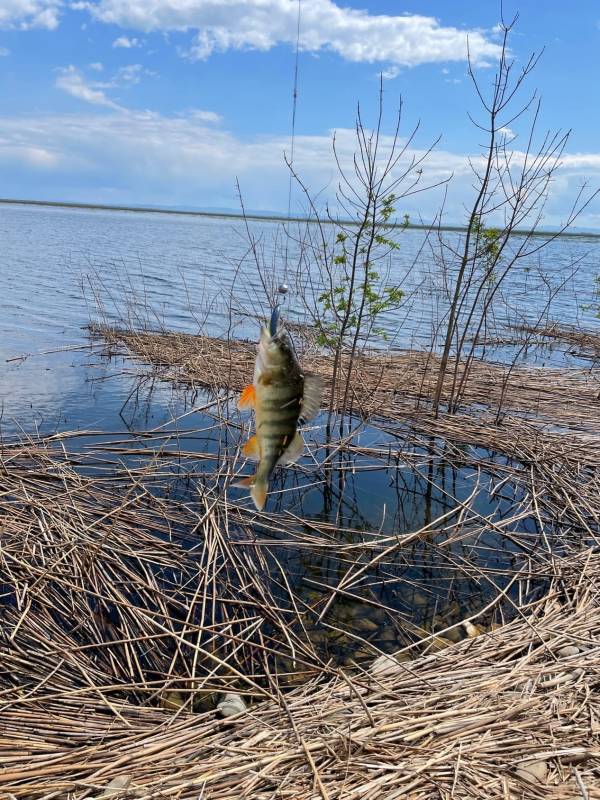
[1,197,599,240]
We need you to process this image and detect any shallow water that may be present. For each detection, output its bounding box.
[0,202,594,663]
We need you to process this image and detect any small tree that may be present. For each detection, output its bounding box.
[287,85,442,421]
[431,15,597,417]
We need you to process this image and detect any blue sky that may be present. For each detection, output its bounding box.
[1,0,599,226]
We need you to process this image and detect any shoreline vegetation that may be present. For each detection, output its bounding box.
[2,195,600,239]
[93,323,600,437]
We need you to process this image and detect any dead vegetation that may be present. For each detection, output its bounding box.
[93,323,600,437]
[2,318,600,796]
[2,565,599,800]
[514,322,600,360]
[0,437,598,798]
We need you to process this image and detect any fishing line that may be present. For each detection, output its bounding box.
[287,0,302,224]
[282,0,302,296]
[270,284,289,335]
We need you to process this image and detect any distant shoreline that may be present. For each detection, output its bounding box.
[1,197,598,239]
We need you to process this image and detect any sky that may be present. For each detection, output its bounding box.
[0,0,599,227]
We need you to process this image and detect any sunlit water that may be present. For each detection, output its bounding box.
[1,202,597,663]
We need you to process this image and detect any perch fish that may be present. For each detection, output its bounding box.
[236,306,322,510]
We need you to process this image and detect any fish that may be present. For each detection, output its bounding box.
[236,307,322,510]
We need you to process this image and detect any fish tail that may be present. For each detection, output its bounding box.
[250,478,268,511]
[234,465,270,511]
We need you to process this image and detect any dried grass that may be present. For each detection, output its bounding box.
[513,322,600,360]
[1,443,598,800]
[0,326,598,798]
[93,323,600,435]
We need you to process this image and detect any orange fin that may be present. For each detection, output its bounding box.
[242,434,260,460]
[238,384,256,410]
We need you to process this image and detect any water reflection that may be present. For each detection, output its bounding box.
[50,364,543,668]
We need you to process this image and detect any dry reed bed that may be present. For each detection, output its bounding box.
[0,328,598,798]
[514,322,600,359]
[0,442,327,706]
[1,513,598,799]
[0,432,598,798]
[92,325,600,438]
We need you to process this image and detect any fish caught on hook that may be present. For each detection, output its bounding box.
[235,303,322,511]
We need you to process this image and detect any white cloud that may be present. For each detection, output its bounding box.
[0,46,10,55]
[561,153,600,169]
[55,65,123,109]
[381,66,400,80]
[112,35,139,48]
[55,63,154,107]
[186,109,222,123]
[498,126,515,139]
[0,0,61,29]
[3,144,59,168]
[79,0,501,66]
[112,63,143,84]
[0,109,449,212]
[89,61,103,70]
[0,107,596,227]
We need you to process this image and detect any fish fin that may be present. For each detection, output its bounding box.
[251,480,268,511]
[233,475,254,488]
[300,374,324,421]
[277,432,304,465]
[242,434,261,461]
[238,384,256,410]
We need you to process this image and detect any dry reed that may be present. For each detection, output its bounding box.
[1,325,598,798]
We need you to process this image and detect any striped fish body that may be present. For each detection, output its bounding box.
[237,323,322,510]
[254,328,304,474]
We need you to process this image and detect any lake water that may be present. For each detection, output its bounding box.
[0,202,597,661]
[1,201,598,431]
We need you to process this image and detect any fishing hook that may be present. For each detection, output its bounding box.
[269,284,289,336]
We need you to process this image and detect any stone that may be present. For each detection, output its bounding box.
[95,776,133,799]
[515,760,548,783]
[557,645,580,657]
[217,692,247,718]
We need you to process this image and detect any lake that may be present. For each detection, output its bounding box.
[0,201,597,660]
[1,201,598,431]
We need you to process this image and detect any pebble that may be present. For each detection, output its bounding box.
[94,776,132,799]
[160,691,185,711]
[217,692,247,718]
[557,645,580,657]
[540,667,584,688]
[515,759,548,783]
[443,626,463,643]
[463,621,482,638]
[353,645,374,661]
[370,651,412,676]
